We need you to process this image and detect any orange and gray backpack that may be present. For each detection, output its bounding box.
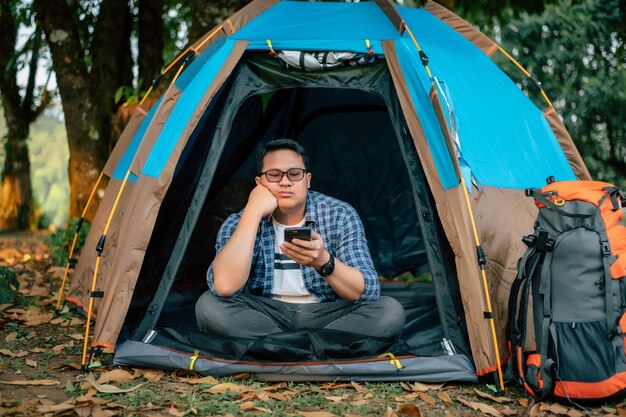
[508,179,626,405]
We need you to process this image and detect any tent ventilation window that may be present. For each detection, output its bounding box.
[273,50,376,71]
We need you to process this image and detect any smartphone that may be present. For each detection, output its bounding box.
[284,227,312,243]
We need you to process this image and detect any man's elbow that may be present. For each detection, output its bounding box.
[213,277,239,297]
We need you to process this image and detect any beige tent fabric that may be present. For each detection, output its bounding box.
[383,40,498,374]
[424,1,498,56]
[66,179,134,315]
[543,107,591,180]
[470,185,538,369]
[91,41,249,348]
[67,87,183,316]
[102,106,149,177]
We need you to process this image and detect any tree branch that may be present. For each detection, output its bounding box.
[23,26,43,124]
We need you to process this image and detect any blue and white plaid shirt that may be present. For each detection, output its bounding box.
[206,191,380,302]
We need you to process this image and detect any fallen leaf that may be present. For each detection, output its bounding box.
[97,369,134,384]
[69,317,84,326]
[0,349,29,358]
[529,403,545,417]
[25,359,37,367]
[546,403,569,414]
[29,285,51,297]
[0,379,60,386]
[5,332,17,342]
[141,370,164,381]
[458,397,502,417]
[397,403,422,417]
[500,406,516,416]
[267,392,290,401]
[437,392,452,403]
[86,372,144,394]
[69,333,85,340]
[22,312,53,326]
[400,382,413,391]
[52,344,68,353]
[385,406,399,417]
[324,396,347,402]
[473,389,513,403]
[38,399,55,406]
[298,411,339,417]
[417,392,436,405]
[233,373,253,380]
[566,408,585,417]
[518,398,529,407]
[411,382,445,392]
[206,382,254,394]
[602,406,617,414]
[49,317,65,325]
[238,401,255,410]
[179,375,219,385]
[351,381,369,393]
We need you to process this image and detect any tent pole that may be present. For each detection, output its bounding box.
[55,172,104,314]
[402,21,506,393]
[59,27,222,316]
[78,54,197,371]
[495,46,553,108]
[80,169,131,372]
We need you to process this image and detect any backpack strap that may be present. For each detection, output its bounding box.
[537,248,556,399]
[527,188,595,219]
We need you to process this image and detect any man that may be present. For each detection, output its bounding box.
[195,139,405,340]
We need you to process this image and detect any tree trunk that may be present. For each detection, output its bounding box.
[138,0,164,91]
[0,0,34,230]
[35,0,133,220]
[34,0,103,220]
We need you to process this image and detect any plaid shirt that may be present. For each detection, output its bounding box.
[206,191,380,302]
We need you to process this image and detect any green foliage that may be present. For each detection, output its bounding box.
[114,83,147,105]
[0,267,19,304]
[489,0,626,187]
[44,217,91,266]
[28,114,70,226]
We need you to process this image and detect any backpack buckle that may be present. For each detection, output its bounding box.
[522,235,536,247]
[602,242,611,257]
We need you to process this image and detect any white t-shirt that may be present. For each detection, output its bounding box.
[270,218,319,303]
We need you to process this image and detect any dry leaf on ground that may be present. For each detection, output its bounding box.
[458,397,502,417]
[97,369,134,384]
[178,375,219,385]
[473,388,513,403]
[0,379,60,386]
[410,382,445,392]
[206,382,254,394]
[86,372,144,394]
[298,411,339,417]
[437,392,453,403]
[396,403,422,417]
[417,392,436,405]
[350,381,369,393]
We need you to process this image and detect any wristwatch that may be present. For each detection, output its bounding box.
[317,252,335,277]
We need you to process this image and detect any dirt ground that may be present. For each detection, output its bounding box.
[0,232,623,416]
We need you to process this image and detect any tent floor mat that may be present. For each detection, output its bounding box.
[114,338,477,382]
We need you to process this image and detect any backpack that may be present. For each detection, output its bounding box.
[508,179,626,405]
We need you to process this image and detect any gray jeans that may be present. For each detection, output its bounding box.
[195,291,406,340]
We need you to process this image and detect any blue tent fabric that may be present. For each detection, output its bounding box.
[130,0,576,190]
[397,7,576,188]
[142,39,238,178]
[111,97,163,182]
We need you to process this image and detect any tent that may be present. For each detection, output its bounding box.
[62,0,590,383]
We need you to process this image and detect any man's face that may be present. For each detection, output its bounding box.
[255,149,311,215]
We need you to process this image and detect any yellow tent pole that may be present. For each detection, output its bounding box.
[80,169,131,372]
[55,172,104,313]
[496,46,553,108]
[402,21,506,392]
[79,57,195,371]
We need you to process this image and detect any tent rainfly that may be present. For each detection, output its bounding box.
[58,0,590,385]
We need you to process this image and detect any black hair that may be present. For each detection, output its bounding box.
[257,138,309,173]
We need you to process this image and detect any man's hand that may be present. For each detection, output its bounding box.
[247,184,278,219]
[281,231,330,270]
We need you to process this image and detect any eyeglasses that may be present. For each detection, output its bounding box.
[259,168,307,183]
